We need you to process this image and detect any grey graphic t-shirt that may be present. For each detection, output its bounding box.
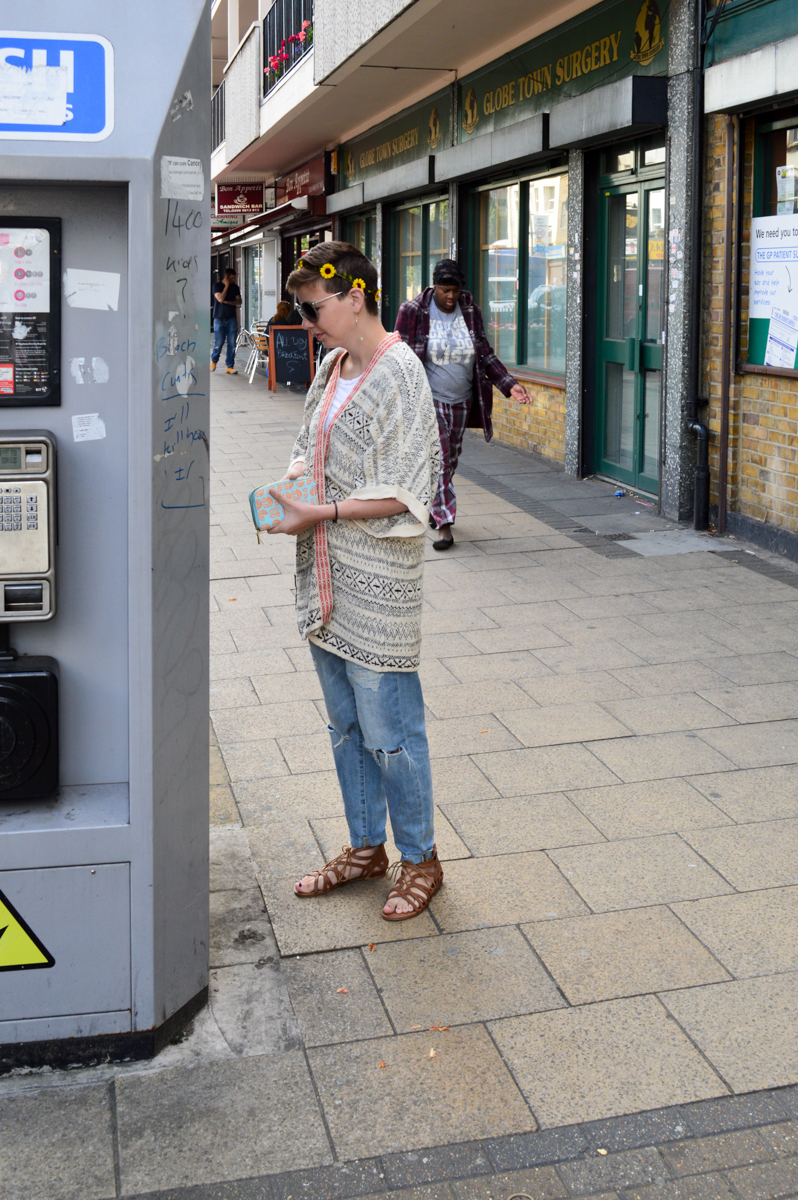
[424,298,475,405]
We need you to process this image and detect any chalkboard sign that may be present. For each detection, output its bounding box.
[0,217,61,407]
[268,325,314,390]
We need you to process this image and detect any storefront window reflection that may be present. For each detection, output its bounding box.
[393,198,449,316]
[761,122,798,215]
[399,206,422,303]
[527,173,568,375]
[480,184,519,367]
[478,174,568,376]
[244,244,263,327]
[346,211,377,258]
[427,201,450,281]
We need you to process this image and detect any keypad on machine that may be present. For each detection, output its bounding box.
[1,486,37,532]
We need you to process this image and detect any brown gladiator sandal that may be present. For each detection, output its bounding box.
[382,845,443,922]
[294,844,389,897]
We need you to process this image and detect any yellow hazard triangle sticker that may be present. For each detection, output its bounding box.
[0,887,55,972]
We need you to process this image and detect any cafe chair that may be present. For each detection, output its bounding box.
[247,321,270,385]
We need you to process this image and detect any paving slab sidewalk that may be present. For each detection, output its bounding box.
[2,368,798,1200]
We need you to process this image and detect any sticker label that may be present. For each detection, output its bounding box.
[0,32,114,142]
[72,412,106,442]
[160,156,204,201]
[63,267,120,311]
[0,887,55,972]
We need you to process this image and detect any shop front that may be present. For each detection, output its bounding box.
[702,10,798,555]
[592,137,665,495]
[274,154,332,301]
[328,0,697,515]
[332,90,453,323]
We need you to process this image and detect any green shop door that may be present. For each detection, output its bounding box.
[595,180,665,494]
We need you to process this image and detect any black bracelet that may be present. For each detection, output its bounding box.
[332,501,338,523]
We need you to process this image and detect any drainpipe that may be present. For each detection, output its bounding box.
[688,417,710,529]
[717,114,736,534]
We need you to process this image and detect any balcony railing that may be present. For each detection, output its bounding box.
[263,0,313,98]
[211,80,225,151]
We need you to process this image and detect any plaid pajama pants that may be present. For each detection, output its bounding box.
[431,398,470,528]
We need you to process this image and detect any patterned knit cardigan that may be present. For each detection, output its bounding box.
[289,335,441,672]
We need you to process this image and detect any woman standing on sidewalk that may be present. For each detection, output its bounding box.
[267,242,443,921]
[395,260,530,550]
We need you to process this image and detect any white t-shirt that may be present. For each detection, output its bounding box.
[425,298,475,405]
[325,373,362,431]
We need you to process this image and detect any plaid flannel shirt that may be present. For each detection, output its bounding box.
[394,286,517,441]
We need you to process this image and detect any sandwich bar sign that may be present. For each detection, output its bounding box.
[216,183,264,216]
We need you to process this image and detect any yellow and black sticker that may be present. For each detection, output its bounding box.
[0,887,55,972]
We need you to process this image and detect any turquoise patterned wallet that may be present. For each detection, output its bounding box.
[249,475,318,538]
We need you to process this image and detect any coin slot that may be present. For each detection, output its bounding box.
[4,584,44,612]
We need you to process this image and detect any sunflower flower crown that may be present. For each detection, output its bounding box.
[297,259,381,300]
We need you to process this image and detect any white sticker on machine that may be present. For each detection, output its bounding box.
[72,413,106,442]
[160,156,204,200]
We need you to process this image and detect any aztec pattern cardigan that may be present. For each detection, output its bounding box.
[289,334,440,672]
[395,286,518,441]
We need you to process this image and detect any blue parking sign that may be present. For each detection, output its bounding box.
[0,31,113,140]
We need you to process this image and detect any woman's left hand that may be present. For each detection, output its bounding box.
[510,383,530,404]
[268,490,323,536]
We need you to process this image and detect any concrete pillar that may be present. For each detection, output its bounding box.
[661,0,700,520]
[564,148,584,477]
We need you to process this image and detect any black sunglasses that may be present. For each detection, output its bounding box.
[297,291,345,322]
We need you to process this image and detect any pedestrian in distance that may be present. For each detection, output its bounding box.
[267,300,292,329]
[267,241,444,921]
[210,268,242,374]
[395,259,530,550]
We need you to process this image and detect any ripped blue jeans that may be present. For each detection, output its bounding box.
[310,642,435,864]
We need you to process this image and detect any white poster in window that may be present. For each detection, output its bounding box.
[749,215,798,368]
[764,307,798,368]
[776,166,798,216]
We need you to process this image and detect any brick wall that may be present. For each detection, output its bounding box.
[701,114,798,534]
[489,380,566,462]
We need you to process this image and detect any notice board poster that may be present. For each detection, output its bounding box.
[748,215,798,370]
[0,218,61,405]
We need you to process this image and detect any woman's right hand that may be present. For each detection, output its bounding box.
[284,459,305,481]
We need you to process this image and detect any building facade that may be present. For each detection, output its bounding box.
[701,1,798,556]
[212,0,713,525]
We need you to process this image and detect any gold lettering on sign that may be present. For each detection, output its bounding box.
[555,30,620,85]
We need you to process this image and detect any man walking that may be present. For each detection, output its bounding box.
[211,268,242,374]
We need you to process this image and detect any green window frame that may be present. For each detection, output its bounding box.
[342,210,377,259]
[386,195,450,327]
[752,108,798,218]
[465,162,569,381]
[745,107,798,373]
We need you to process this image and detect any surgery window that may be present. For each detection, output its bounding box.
[475,171,569,378]
[755,110,798,216]
[344,211,377,259]
[390,197,450,324]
